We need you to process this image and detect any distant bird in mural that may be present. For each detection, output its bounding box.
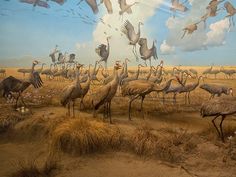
[181,21,201,39]
[49,45,60,64]
[99,0,113,14]
[121,20,143,61]
[78,0,99,14]
[170,0,188,18]
[138,38,158,66]
[49,0,66,5]
[95,36,111,70]
[19,0,50,8]
[224,1,236,28]
[118,0,138,20]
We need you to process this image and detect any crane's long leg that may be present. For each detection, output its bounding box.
[67,102,70,117]
[140,96,145,119]
[103,103,107,120]
[188,92,190,104]
[212,115,221,138]
[173,93,177,104]
[72,101,75,118]
[128,95,140,120]
[108,101,112,124]
[219,115,226,142]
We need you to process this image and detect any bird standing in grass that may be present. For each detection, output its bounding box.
[61,63,83,117]
[91,62,122,124]
[201,96,236,142]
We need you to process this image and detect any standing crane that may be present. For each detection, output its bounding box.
[121,78,176,120]
[200,96,236,142]
[121,20,143,61]
[0,60,43,108]
[60,63,83,117]
[96,37,111,70]
[138,38,158,66]
[91,62,122,124]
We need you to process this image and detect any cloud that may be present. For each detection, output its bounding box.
[160,40,175,54]
[206,19,229,46]
[92,0,164,65]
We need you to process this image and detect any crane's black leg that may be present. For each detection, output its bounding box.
[72,101,75,118]
[68,102,71,117]
[219,115,226,142]
[212,115,221,138]
[162,93,165,104]
[128,95,139,121]
[173,93,177,104]
[108,101,112,124]
[140,96,145,119]
[188,92,190,104]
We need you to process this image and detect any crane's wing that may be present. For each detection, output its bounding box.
[92,85,111,110]
[121,20,135,41]
[30,72,43,88]
[85,0,99,14]
[152,41,158,60]
[37,0,50,8]
[19,0,35,5]
[50,0,66,5]
[102,0,113,14]
[118,0,126,9]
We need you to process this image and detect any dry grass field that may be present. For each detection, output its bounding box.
[0,66,236,177]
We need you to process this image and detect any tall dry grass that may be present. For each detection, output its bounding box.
[50,118,123,155]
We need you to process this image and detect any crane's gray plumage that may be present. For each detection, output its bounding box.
[200,96,236,142]
[200,84,233,99]
[96,37,110,69]
[121,20,143,61]
[138,38,158,66]
[0,60,43,108]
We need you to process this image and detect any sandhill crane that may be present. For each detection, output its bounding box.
[96,37,111,70]
[118,0,138,21]
[181,21,202,39]
[170,0,188,18]
[60,64,83,117]
[19,0,50,8]
[0,60,43,108]
[80,65,91,109]
[0,69,6,78]
[78,0,99,14]
[41,64,53,80]
[35,63,46,74]
[50,0,65,5]
[220,66,236,79]
[200,84,233,99]
[121,64,144,85]
[209,68,220,79]
[92,62,122,123]
[121,20,143,61]
[99,0,113,14]
[224,1,236,28]
[49,45,60,65]
[202,65,213,78]
[121,78,176,120]
[201,0,225,27]
[200,96,236,142]
[178,76,203,104]
[138,38,158,66]
[189,68,198,78]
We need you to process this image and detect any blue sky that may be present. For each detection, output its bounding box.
[0,0,235,66]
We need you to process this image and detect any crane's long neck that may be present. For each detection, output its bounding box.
[93,62,97,73]
[125,60,128,74]
[76,68,81,85]
[107,39,110,54]
[31,63,36,73]
[146,67,152,80]
[137,23,141,36]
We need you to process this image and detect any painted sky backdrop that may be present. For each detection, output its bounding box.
[0,0,235,67]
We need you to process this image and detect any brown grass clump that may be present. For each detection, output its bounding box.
[130,124,158,156]
[51,118,123,155]
[9,157,59,177]
[0,113,25,133]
